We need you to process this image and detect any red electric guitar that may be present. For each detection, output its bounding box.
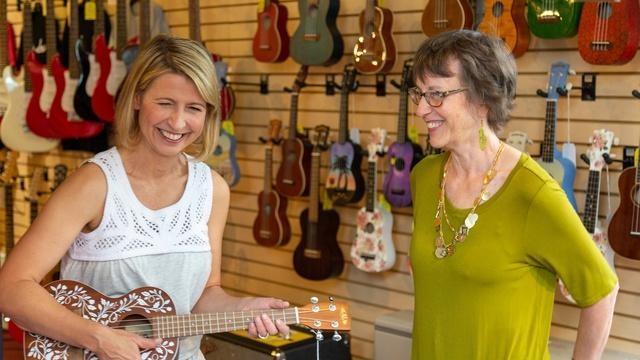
[253,119,291,247]
[90,0,115,122]
[577,0,640,65]
[252,0,289,63]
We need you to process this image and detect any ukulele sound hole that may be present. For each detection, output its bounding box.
[394,158,405,171]
[286,152,297,162]
[365,223,375,234]
[119,315,154,338]
[492,2,504,17]
[263,204,272,215]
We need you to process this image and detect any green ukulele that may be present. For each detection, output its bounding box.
[291,0,344,66]
[527,0,582,38]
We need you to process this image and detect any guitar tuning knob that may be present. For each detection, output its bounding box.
[332,331,342,342]
[310,296,319,304]
[329,296,334,302]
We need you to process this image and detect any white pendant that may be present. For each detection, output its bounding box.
[481,191,490,202]
[435,247,447,259]
[465,213,479,229]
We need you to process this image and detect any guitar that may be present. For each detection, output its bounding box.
[0,0,59,152]
[122,0,152,68]
[608,147,640,260]
[505,130,530,153]
[0,0,13,121]
[290,0,343,66]
[535,62,577,210]
[577,0,640,65]
[275,65,312,197]
[476,0,529,58]
[353,0,396,74]
[24,280,351,359]
[294,125,344,280]
[325,64,365,205]
[1,151,17,264]
[383,60,423,208]
[105,0,128,99]
[421,0,474,37]
[527,0,582,38]
[351,128,395,272]
[253,119,291,247]
[252,0,289,63]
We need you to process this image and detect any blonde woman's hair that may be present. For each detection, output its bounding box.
[114,34,220,161]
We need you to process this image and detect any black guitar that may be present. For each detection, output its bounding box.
[294,125,343,280]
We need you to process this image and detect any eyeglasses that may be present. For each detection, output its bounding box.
[408,87,468,107]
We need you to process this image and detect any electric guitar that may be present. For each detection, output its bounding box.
[0,0,15,121]
[577,0,640,65]
[253,119,291,247]
[294,125,344,280]
[122,0,152,68]
[353,0,396,74]
[24,280,351,359]
[383,60,423,208]
[252,0,289,63]
[421,0,474,37]
[351,128,395,272]
[0,0,59,152]
[1,151,17,263]
[73,0,103,122]
[275,65,312,197]
[325,64,365,205]
[91,0,117,122]
[291,0,343,66]
[609,147,640,260]
[535,62,577,210]
[527,0,582,38]
[476,0,529,58]
[105,0,128,99]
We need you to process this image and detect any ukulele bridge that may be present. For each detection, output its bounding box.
[590,41,612,51]
[304,249,322,259]
[259,230,272,238]
[537,10,560,23]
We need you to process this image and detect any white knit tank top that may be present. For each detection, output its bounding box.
[61,147,213,360]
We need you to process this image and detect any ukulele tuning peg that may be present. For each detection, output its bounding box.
[310,296,319,304]
[315,330,324,341]
[332,331,342,342]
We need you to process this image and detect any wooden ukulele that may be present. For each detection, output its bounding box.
[252,0,289,63]
[476,0,529,58]
[0,151,17,264]
[0,0,59,152]
[608,147,640,260]
[351,128,395,273]
[505,130,530,153]
[325,64,365,205]
[577,0,640,65]
[275,65,311,197]
[527,0,582,38]
[294,125,344,280]
[24,280,351,359]
[290,0,343,66]
[253,119,291,247]
[421,0,474,37]
[383,60,423,208]
[535,62,577,210]
[353,0,396,74]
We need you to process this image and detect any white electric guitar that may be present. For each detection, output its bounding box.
[105,0,127,96]
[37,0,59,113]
[560,129,617,303]
[351,128,396,272]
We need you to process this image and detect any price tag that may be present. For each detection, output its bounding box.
[221,120,235,136]
[322,188,334,210]
[378,194,391,212]
[257,0,265,12]
[408,124,419,144]
[84,0,97,21]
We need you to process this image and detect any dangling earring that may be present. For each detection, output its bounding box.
[479,119,487,151]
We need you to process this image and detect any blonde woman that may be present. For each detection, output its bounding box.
[0,35,289,359]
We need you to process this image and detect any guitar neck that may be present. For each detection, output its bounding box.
[139,0,151,45]
[365,160,377,212]
[540,100,557,163]
[263,146,273,194]
[45,0,56,70]
[68,0,80,78]
[116,0,127,59]
[0,0,7,70]
[364,0,376,33]
[152,308,299,338]
[22,0,33,91]
[338,89,350,144]
[95,0,105,38]
[397,87,408,144]
[582,170,601,234]
[308,150,320,222]
[4,184,14,255]
[189,0,201,42]
[288,93,300,139]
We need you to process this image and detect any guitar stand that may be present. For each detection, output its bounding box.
[224,74,270,94]
[284,74,339,96]
[580,152,622,167]
[258,136,283,145]
[356,73,387,96]
[535,73,597,101]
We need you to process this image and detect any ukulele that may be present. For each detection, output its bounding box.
[290,0,343,66]
[476,0,529,58]
[325,64,365,205]
[577,0,640,65]
[1,151,17,263]
[421,0,474,37]
[383,60,423,208]
[275,65,312,197]
[24,280,351,359]
[253,119,291,247]
[0,0,59,152]
[535,62,577,210]
[351,128,395,273]
[608,147,640,260]
[527,0,582,38]
[294,125,344,280]
[505,130,530,153]
[252,0,289,63]
[353,0,396,74]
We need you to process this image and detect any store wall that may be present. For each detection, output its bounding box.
[3,0,640,358]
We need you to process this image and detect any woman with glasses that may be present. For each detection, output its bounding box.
[409,30,618,359]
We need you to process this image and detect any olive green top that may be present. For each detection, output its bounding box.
[409,152,618,360]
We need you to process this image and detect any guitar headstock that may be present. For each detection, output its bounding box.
[505,131,530,153]
[28,167,46,201]
[367,128,387,162]
[340,64,358,93]
[291,65,309,94]
[262,119,283,147]
[586,129,616,172]
[297,298,351,331]
[0,151,19,186]
[546,62,570,100]
[312,125,330,152]
[52,164,68,191]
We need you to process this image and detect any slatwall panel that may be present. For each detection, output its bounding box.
[2,0,639,358]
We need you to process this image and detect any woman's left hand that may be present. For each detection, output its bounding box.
[243,297,290,339]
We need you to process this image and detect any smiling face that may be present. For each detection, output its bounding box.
[415,59,488,152]
[133,72,207,158]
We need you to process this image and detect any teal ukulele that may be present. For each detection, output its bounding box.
[291,0,343,66]
[527,0,582,38]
